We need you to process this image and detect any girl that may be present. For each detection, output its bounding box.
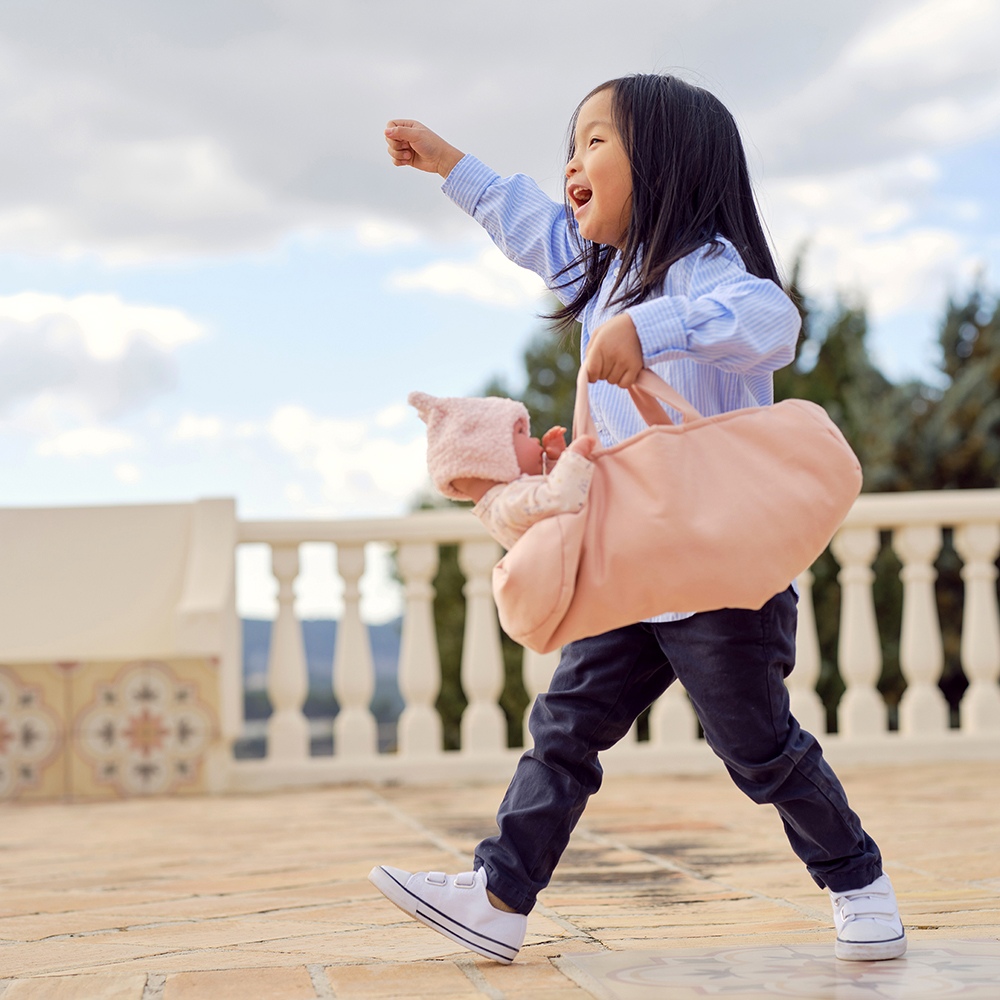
[371,74,905,966]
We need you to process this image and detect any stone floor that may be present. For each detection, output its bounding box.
[0,761,997,999]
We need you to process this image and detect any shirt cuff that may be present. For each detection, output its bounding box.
[626,297,690,362]
[441,154,499,216]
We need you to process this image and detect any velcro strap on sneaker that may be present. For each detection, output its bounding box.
[454,872,476,887]
[426,872,447,885]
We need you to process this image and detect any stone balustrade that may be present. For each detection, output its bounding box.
[225,491,1000,792]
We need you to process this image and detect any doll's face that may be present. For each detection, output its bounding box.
[513,422,543,475]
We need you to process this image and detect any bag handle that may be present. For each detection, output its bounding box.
[573,364,703,441]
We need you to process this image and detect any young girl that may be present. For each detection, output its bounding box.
[408,391,596,549]
[371,74,905,965]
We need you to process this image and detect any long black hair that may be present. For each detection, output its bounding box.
[549,74,781,328]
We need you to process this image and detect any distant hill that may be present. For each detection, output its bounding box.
[242,618,403,723]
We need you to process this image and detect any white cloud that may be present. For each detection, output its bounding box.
[0,292,203,360]
[388,247,547,308]
[355,218,420,249]
[763,154,978,318]
[115,462,142,482]
[37,425,136,457]
[806,228,966,318]
[374,403,409,428]
[0,293,204,434]
[268,404,428,516]
[170,412,222,440]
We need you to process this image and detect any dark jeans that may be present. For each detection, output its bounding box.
[475,588,882,914]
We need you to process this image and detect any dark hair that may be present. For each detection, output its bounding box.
[549,74,781,328]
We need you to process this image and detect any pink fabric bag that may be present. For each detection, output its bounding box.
[493,366,862,654]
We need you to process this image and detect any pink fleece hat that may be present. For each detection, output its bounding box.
[409,391,530,499]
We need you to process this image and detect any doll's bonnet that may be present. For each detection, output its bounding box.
[408,391,530,499]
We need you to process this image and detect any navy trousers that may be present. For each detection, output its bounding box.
[475,587,883,914]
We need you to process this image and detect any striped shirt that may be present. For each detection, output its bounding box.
[443,155,801,622]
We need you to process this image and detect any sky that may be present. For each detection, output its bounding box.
[2,0,999,620]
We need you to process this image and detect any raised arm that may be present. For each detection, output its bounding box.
[384,118,584,299]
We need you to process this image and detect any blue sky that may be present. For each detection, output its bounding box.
[1,0,998,617]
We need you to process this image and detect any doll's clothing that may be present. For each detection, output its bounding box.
[472,450,593,551]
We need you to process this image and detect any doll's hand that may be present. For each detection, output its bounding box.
[585,312,644,388]
[568,434,597,459]
[541,426,567,462]
[385,120,464,178]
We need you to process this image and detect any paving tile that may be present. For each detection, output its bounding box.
[324,960,475,995]
[4,975,147,1000]
[164,965,315,1000]
[0,941,168,978]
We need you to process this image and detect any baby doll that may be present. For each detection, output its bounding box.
[409,391,596,550]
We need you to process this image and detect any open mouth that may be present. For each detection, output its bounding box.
[568,184,592,211]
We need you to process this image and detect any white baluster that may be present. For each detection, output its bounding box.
[332,544,377,757]
[396,542,443,755]
[522,646,560,749]
[831,527,886,737]
[649,681,698,744]
[789,568,825,735]
[458,540,507,754]
[266,545,310,761]
[954,523,1000,732]
[894,525,948,735]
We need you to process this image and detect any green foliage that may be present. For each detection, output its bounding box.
[777,268,998,728]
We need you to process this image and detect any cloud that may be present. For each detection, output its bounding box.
[267,403,428,516]
[0,1,955,260]
[170,412,223,440]
[763,153,981,319]
[751,0,1000,172]
[0,293,203,426]
[388,247,547,307]
[115,462,142,482]
[0,292,203,359]
[37,425,136,457]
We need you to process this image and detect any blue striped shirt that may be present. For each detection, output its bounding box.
[443,155,801,622]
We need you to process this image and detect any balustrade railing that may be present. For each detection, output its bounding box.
[226,491,1000,791]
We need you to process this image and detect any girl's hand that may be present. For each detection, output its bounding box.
[385,120,464,178]
[568,434,596,459]
[585,313,644,388]
[541,426,567,461]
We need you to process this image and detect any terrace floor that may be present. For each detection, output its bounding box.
[0,761,998,999]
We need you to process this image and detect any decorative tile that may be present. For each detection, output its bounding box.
[0,663,65,801]
[70,660,219,797]
[557,942,1000,1000]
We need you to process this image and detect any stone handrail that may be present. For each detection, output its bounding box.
[225,494,1000,791]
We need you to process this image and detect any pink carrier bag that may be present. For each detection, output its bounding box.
[492,365,862,654]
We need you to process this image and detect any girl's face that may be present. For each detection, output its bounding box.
[566,88,632,248]
[513,423,543,476]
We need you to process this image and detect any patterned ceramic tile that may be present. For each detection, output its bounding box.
[558,942,1000,1000]
[71,659,219,797]
[0,658,219,800]
[0,663,65,800]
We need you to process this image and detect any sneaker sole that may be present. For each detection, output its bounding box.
[835,931,907,961]
[368,866,519,965]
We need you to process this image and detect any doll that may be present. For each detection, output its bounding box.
[409,391,595,550]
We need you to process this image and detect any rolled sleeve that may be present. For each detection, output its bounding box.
[627,267,800,375]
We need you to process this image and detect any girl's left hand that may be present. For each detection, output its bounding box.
[585,313,644,388]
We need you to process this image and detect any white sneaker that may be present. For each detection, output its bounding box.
[830,873,907,961]
[368,865,526,964]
